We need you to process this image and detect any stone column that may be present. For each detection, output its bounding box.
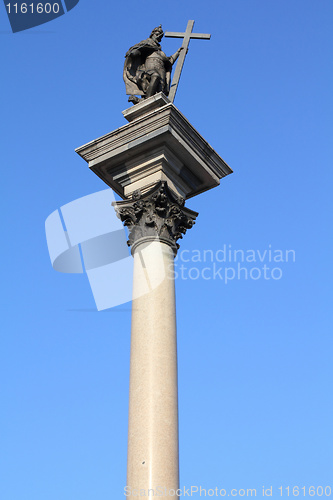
[75,94,232,497]
[128,240,178,494]
[114,182,198,497]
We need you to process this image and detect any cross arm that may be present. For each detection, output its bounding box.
[165,32,211,40]
[164,20,211,103]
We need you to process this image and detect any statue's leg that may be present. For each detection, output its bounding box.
[145,74,160,98]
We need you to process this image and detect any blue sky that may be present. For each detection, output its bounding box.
[1,1,332,499]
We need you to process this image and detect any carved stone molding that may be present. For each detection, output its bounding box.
[113,181,198,255]
[75,95,232,201]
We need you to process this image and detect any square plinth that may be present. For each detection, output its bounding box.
[75,93,233,200]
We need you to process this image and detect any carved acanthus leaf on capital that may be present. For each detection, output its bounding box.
[113,182,198,254]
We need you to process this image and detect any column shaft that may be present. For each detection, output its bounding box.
[127,241,179,496]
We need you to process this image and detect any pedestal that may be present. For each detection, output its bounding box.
[75,93,232,201]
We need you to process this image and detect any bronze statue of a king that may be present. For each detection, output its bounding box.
[123,25,183,104]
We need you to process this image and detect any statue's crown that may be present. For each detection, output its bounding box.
[150,24,164,37]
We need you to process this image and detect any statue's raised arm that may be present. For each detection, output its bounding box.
[123,25,183,104]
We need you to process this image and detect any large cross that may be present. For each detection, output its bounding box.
[165,20,211,103]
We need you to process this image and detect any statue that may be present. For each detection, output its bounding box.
[123,25,184,104]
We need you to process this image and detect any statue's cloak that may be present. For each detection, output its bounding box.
[123,38,172,96]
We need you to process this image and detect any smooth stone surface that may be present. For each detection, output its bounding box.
[127,241,179,496]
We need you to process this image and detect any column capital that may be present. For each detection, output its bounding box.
[113,181,198,255]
